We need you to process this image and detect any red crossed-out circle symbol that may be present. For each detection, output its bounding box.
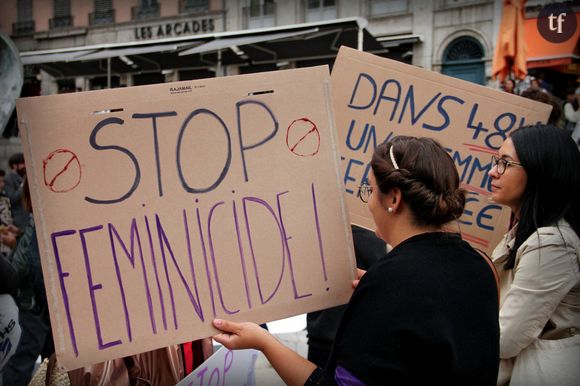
[285,117,320,157]
[43,149,82,193]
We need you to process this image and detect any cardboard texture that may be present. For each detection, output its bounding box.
[16,66,356,370]
[176,347,259,386]
[331,47,551,255]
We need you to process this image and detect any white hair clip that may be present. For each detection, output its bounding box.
[389,145,399,170]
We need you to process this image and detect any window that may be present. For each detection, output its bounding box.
[50,0,73,29]
[181,0,209,13]
[132,0,160,20]
[444,36,484,62]
[441,36,485,85]
[13,0,34,34]
[444,0,480,7]
[370,0,407,16]
[305,0,337,22]
[90,0,115,25]
[17,0,33,21]
[244,0,276,29]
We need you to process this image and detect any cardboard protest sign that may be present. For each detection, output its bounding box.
[176,347,259,386]
[331,47,551,255]
[16,66,356,370]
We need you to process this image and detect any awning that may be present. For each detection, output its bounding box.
[376,34,422,48]
[21,49,97,65]
[525,13,580,69]
[18,17,416,79]
[75,42,194,61]
[179,28,319,56]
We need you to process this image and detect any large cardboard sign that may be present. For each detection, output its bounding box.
[16,66,356,370]
[332,47,551,255]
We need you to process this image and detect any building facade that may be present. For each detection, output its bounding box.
[0,0,514,95]
[0,1,578,108]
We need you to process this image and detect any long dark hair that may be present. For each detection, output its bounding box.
[505,124,580,269]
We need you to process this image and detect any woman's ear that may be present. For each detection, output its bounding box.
[390,187,402,213]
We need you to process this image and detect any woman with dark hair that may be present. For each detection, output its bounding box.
[502,79,516,94]
[212,136,499,385]
[489,124,580,385]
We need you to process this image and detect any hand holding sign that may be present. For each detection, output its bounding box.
[212,319,271,351]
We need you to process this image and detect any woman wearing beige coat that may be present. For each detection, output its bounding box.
[489,124,580,386]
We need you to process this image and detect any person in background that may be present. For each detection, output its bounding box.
[0,252,21,374]
[211,136,499,385]
[563,87,580,144]
[489,124,580,385]
[4,153,27,231]
[306,224,386,367]
[502,79,516,94]
[527,77,545,93]
[1,177,53,386]
[0,170,12,225]
[520,88,562,127]
[0,169,17,256]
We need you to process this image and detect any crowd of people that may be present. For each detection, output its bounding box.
[501,77,580,146]
[0,85,579,385]
[0,153,54,386]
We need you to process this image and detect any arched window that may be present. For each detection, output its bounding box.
[442,36,485,85]
[444,36,484,62]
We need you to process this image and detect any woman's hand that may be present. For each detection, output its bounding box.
[213,319,271,351]
[214,319,317,386]
[352,268,366,289]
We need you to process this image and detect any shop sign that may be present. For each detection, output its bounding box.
[135,18,216,40]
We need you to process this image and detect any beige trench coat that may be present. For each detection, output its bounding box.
[492,220,580,386]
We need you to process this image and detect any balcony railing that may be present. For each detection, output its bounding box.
[49,15,73,29]
[180,0,209,13]
[12,20,35,35]
[132,4,160,20]
[242,3,276,29]
[89,9,115,25]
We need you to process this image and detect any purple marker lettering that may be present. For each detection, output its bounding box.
[311,183,327,281]
[196,206,216,318]
[207,202,239,315]
[196,365,208,385]
[223,349,234,382]
[145,215,168,330]
[109,219,156,335]
[277,191,312,300]
[182,209,205,321]
[79,225,122,350]
[156,214,178,330]
[208,367,220,386]
[109,218,157,334]
[245,352,259,386]
[242,197,285,305]
[51,230,79,356]
[156,213,206,330]
[233,200,252,309]
[107,222,133,341]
